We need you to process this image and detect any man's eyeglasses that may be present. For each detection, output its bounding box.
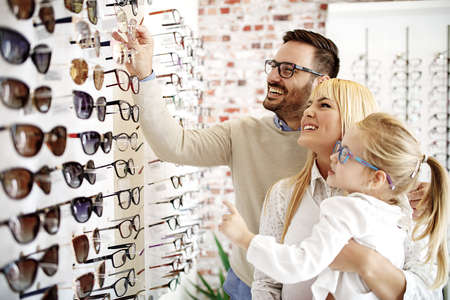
[265,59,323,79]
[332,140,395,190]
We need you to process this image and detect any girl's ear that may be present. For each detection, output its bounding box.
[371,170,388,190]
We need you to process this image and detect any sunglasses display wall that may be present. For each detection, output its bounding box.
[0,0,210,299]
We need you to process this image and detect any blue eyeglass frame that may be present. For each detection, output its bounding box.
[332,140,395,190]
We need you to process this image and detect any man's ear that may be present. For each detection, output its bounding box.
[312,75,330,89]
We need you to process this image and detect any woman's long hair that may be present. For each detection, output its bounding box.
[280,79,378,242]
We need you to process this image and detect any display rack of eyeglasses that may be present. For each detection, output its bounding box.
[350,28,382,100]
[0,0,149,299]
[141,7,211,300]
[427,25,450,172]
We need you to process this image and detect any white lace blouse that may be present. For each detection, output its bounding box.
[251,162,443,300]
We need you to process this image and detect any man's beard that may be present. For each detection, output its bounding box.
[263,81,313,117]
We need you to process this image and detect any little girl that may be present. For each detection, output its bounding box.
[219,112,449,299]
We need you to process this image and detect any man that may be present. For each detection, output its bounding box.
[114,27,436,300]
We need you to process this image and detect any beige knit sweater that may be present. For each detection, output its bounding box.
[133,80,308,286]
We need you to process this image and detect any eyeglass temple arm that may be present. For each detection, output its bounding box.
[113,292,144,300]
[94,163,113,169]
[84,254,111,264]
[148,220,165,227]
[108,268,134,276]
[19,285,55,299]
[91,284,114,293]
[108,242,134,250]
[109,214,139,222]
[83,293,111,299]
[96,224,119,232]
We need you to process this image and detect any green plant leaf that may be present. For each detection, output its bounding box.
[188,278,217,299]
[198,272,216,295]
[214,234,230,271]
[184,288,199,300]
[218,269,226,286]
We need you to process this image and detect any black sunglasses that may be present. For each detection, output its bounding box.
[0,78,52,112]
[68,131,112,155]
[72,91,108,121]
[0,27,52,74]
[58,193,103,223]
[60,160,96,188]
[94,158,135,179]
[0,245,58,293]
[0,206,60,244]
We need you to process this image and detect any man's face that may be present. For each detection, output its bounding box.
[263,41,317,115]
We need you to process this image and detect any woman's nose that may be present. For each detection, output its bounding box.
[304,105,315,118]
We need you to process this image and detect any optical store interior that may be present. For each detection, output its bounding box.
[0,0,449,299]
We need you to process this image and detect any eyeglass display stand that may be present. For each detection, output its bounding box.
[0,0,149,299]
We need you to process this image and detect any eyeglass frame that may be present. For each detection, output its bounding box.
[264,59,324,78]
[332,140,395,190]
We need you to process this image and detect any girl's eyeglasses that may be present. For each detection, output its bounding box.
[332,140,395,190]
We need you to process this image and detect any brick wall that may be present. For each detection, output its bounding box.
[198,0,331,122]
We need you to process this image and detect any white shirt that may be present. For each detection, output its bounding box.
[251,161,443,300]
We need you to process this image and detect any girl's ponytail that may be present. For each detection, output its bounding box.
[412,156,449,288]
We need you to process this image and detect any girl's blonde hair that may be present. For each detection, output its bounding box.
[356,112,449,288]
[280,79,378,241]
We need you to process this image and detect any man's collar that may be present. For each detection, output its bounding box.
[273,115,301,131]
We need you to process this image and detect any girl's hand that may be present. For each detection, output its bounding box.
[218,200,255,250]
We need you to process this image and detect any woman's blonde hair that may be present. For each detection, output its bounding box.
[356,112,449,288]
[281,79,378,241]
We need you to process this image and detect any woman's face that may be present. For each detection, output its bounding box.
[298,95,342,156]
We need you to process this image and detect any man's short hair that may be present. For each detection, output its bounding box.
[283,29,340,78]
